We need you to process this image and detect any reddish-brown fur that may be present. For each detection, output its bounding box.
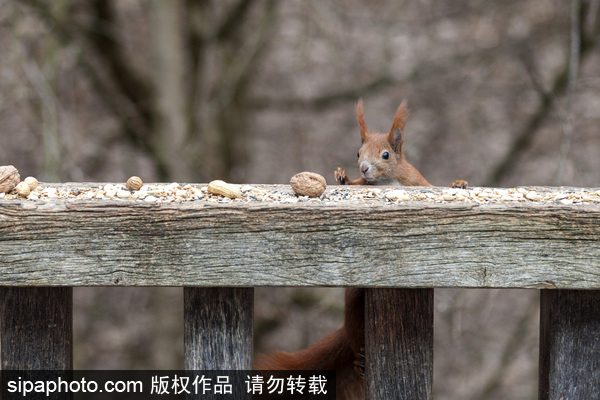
[255,289,365,400]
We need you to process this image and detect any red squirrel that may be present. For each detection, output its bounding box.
[335,99,468,189]
[255,100,467,400]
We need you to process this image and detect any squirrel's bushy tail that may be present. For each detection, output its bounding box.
[255,327,364,400]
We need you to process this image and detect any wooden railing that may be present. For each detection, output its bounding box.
[1,184,599,399]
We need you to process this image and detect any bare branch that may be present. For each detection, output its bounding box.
[22,0,152,140]
[555,0,582,185]
[247,74,396,111]
[517,42,551,101]
[87,0,153,131]
[22,0,172,178]
[216,0,258,42]
[484,0,598,186]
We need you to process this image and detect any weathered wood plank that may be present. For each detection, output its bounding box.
[0,287,72,369]
[184,287,253,370]
[365,288,433,399]
[539,290,600,399]
[0,186,599,288]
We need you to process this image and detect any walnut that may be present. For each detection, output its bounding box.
[0,165,20,194]
[290,172,327,197]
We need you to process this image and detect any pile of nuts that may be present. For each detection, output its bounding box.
[0,165,38,197]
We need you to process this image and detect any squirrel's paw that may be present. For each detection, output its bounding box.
[353,347,365,379]
[335,167,350,185]
[448,180,468,189]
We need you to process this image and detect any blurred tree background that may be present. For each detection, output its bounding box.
[1,0,599,398]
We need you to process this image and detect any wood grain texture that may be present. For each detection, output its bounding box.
[184,287,253,370]
[365,289,433,400]
[539,290,600,399]
[0,287,72,369]
[0,186,599,288]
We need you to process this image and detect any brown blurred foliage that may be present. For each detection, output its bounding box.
[1,0,599,398]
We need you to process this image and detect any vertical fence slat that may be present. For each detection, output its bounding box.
[184,287,253,370]
[0,287,73,370]
[365,288,433,400]
[539,290,600,400]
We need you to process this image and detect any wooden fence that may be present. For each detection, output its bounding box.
[0,184,599,399]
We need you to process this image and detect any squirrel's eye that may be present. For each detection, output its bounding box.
[382,152,390,160]
[357,152,360,158]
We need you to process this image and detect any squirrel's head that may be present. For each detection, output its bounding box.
[355,99,409,184]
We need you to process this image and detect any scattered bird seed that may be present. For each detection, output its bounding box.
[0,183,599,207]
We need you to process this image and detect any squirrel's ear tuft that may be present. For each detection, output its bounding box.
[388,100,409,152]
[356,99,369,143]
[390,128,403,154]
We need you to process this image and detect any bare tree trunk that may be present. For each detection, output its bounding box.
[150,0,193,181]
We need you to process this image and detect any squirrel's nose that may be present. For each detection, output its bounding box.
[360,163,369,174]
